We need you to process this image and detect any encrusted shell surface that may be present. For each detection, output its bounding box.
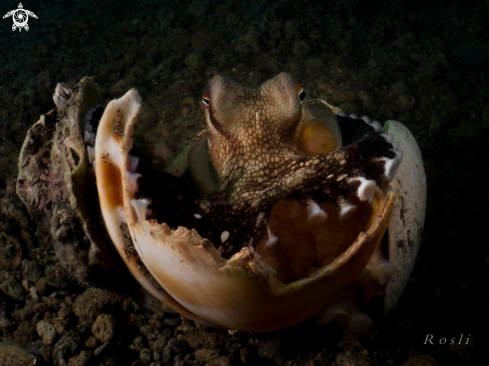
[16,78,118,283]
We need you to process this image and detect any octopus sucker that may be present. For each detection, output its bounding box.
[17,74,426,345]
[316,291,374,348]
[305,199,329,225]
[369,120,383,133]
[125,171,141,195]
[360,115,371,124]
[338,200,358,221]
[381,133,395,142]
[84,129,96,145]
[352,178,377,201]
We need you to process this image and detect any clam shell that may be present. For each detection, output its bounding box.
[384,120,427,313]
[16,78,118,281]
[125,190,393,331]
[94,89,396,331]
[92,89,209,323]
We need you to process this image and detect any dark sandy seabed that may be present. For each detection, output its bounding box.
[0,0,488,365]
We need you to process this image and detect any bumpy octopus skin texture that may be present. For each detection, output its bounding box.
[146,72,398,257]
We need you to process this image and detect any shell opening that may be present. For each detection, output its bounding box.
[260,190,386,284]
[339,201,358,221]
[182,102,389,285]
[129,154,391,288]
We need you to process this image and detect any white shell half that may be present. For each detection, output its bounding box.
[384,120,427,313]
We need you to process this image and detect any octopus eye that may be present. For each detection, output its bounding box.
[202,90,211,110]
[296,84,306,104]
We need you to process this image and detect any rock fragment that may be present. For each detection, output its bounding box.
[0,342,37,366]
[23,260,43,283]
[72,288,106,327]
[68,350,92,366]
[7,277,25,301]
[195,348,220,362]
[91,313,116,343]
[36,319,57,345]
[0,232,23,270]
[400,354,437,366]
[53,331,80,366]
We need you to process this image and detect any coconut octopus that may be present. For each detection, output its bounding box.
[17,74,426,346]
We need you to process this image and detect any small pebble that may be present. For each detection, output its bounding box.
[36,319,57,345]
[84,336,99,349]
[140,348,152,363]
[161,345,173,363]
[168,338,191,356]
[93,341,109,357]
[29,286,39,300]
[23,261,43,283]
[163,317,180,327]
[7,278,25,302]
[91,313,116,343]
[35,277,47,296]
[68,350,92,366]
[400,354,437,366]
[206,355,232,366]
[21,279,30,292]
[0,342,37,365]
[195,348,219,362]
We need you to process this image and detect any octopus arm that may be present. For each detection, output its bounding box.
[335,115,380,145]
[301,134,398,199]
[166,128,400,256]
[238,130,399,214]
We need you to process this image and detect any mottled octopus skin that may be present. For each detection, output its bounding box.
[152,72,397,256]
